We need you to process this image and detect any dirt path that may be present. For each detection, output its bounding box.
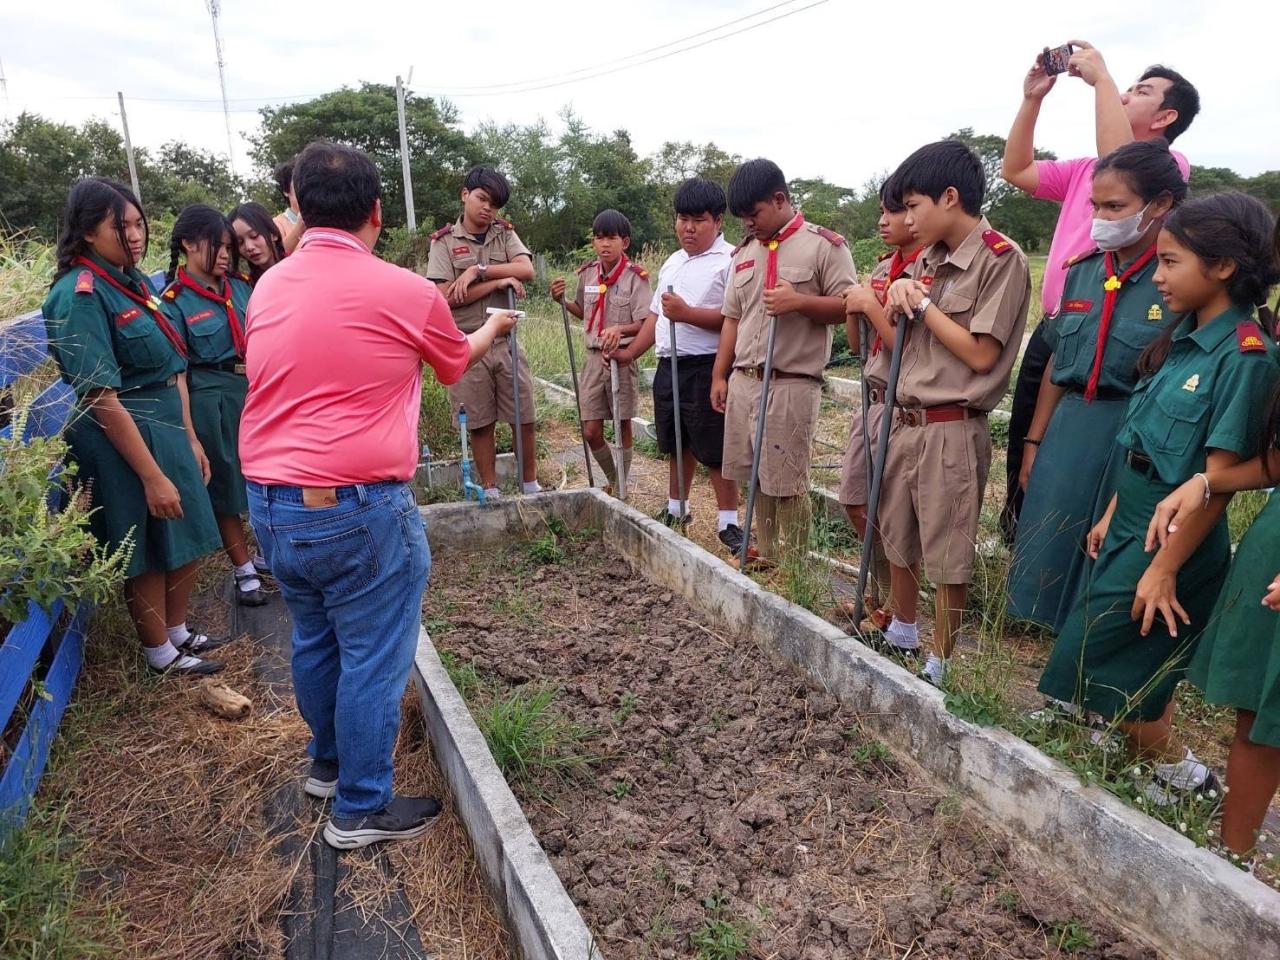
[424,536,1155,960]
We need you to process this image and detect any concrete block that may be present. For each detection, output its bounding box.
[417,490,1280,960]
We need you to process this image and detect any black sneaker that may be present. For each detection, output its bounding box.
[718,523,745,554]
[149,652,224,676]
[235,572,270,607]
[1143,769,1224,809]
[178,630,233,655]
[653,508,692,529]
[304,759,338,800]
[323,795,442,849]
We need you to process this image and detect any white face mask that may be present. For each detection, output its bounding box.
[1090,202,1152,251]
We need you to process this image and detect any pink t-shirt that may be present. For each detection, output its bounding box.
[1034,149,1190,315]
[239,228,471,486]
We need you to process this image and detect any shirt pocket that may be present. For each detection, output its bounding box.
[777,265,817,296]
[114,312,168,371]
[607,294,633,326]
[938,290,975,329]
[1151,387,1210,458]
[186,311,231,360]
[1050,311,1089,369]
[1105,322,1160,386]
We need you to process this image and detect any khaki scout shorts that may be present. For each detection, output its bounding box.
[876,415,992,585]
[721,370,821,498]
[446,337,537,430]
[837,396,894,507]
[578,349,638,421]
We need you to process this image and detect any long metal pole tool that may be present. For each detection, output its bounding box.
[506,288,525,494]
[558,296,595,488]
[858,315,874,502]
[851,310,909,631]
[610,358,627,500]
[667,286,687,519]
[739,312,779,570]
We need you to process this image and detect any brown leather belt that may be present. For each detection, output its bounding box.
[867,385,885,404]
[896,404,985,427]
[736,366,815,382]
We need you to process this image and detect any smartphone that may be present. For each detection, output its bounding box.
[1041,43,1074,76]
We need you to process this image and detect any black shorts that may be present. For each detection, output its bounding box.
[653,354,725,467]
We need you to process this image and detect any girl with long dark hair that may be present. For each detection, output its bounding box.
[42,178,225,674]
[228,201,286,285]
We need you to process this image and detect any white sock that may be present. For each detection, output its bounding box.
[144,641,182,670]
[522,480,542,494]
[234,561,261,593]
[886,617,920,650]
[166,623,190,646]
[484,487,501,499]
[718,510,738,532]
[1155,749,1208,790]
[668,498,689,518]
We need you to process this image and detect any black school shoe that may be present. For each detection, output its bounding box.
[235,572,270,607]
[323,795,442,849]
[148,653,224,677]
[178,630,233,655]
[718,523,745,554]
[304,759,338,800]
[653,507,692,529]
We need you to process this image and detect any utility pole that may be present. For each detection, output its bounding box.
[395,74,416,231]
[206,0,237,178]
[117,92,141,202]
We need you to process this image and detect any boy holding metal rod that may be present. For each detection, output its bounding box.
[878,141,1031,685]
[606,178,742,548]
[712,159,856,567]
[551,209,651,495]
[426,166,539,498]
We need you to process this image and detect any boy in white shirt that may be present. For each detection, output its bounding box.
[605,178,743,553]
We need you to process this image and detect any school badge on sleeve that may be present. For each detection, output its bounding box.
[74,270,94,294]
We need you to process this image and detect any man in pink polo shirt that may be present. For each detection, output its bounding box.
[240,141,517,850]
[997,41,1199,539]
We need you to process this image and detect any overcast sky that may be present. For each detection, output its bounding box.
[3,0,1277,191]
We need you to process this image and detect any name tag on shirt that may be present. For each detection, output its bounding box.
[584,285,605,295]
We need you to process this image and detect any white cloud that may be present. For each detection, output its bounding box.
[3,0,1277,186]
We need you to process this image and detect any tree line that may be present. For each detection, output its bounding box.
[3,82,1278,262]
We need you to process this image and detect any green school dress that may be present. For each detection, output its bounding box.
[42,254,221,580]
[1188,491,1280,746]
[1038,306,1280,721]
[1009,246,1166,631]
[160,268,252,515]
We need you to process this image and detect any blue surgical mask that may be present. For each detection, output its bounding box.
[1090,203,1152,252]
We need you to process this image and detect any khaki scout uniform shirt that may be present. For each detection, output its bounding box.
[722,217,857,379]
[573,258,652,349]
[897,217,1031,411]
[425,217,532,333]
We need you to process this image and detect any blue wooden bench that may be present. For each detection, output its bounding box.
[0,270,167,838]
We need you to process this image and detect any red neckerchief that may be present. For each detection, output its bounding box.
[1085,244,1158,402]
[75,256,188,358]
[871,245,925,355]
[177,266,247,358]
[587,255,629,336]
[764,213,805,290]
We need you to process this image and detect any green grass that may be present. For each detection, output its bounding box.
[0,807,123,958]
[1228,489,1270,545]
[475,686,597,783]
[1050,920,1097,953]
[690,894,753,960]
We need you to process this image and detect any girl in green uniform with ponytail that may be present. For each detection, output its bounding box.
[1038,191,1280,804]
[42,178,226,675]
[1010,141,1186,633]
[1144,205,1280,861]
[161,204,267,605]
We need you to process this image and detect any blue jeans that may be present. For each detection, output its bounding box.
[247,480,430,818]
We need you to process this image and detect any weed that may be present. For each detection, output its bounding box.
[610,780,632,800]
[438,648,483,702]
[1050,920,1096,953]
[995,889,1020,912]
[525,533,565,566]
[613,691,638,725]
[476,686,596,783]
[633,433,661,459]
[690,893,753,960]
[850,739,891,765]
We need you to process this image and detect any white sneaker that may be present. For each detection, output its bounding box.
[920,655,946,686]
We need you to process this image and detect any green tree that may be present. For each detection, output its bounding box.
[250,83,479,234]
[141,141,242,217]
[945,128,1060,251]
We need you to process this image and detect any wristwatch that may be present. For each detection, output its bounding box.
[476,263,489,280]
[913,296,932,319]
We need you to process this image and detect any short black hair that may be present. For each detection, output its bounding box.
[592,209,631,238]
[1139,65,1200,143]
[893,140,985,216]
[727,159,789,218]
[463,166,511,208]
[273,158,295,198]
[1094,139,1188,206]
[673,177,727,219]
[879,170,906,213]
[292,141,382,232]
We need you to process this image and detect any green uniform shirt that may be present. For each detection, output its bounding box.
[1043,248,1166,394]
[1116,305,1280,483]
[160,270,253,365]
[43,253,186,399]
